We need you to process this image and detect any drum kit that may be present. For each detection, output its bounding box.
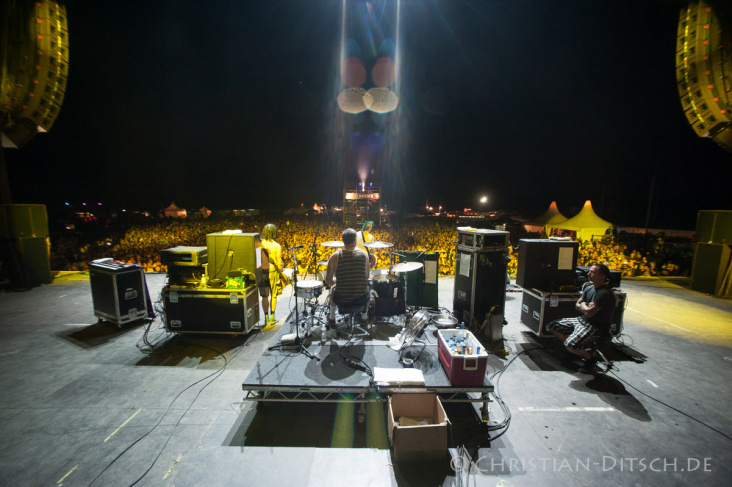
[284,238,430,342]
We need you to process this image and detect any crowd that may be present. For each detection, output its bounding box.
[51,216,693,278]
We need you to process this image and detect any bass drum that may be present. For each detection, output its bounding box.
[373,275,405,317]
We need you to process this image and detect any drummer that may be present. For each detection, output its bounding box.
[325,228,371,325]
[356,221,377,269]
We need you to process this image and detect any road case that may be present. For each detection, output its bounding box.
[163,285,259,334]
[90,260,148,327]
[520,288,626,336]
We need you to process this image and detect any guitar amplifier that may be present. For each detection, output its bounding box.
[160,246,207,266]
[163,285,259,334]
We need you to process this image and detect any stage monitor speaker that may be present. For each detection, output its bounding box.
[691,242,731,296]
[0,236,52,288]
[453,248,508,342]
[696,210,732,244]
[206,233,260,282]
[0,204,49,238]
[516,239,579,291]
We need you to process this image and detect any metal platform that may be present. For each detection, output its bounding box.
[241,309,494,404]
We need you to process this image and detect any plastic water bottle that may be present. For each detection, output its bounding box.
[460,321,465,330]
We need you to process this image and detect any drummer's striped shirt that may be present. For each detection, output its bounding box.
[333,249,370,302]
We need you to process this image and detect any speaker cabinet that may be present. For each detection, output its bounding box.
[516,239,579,291]
[453,248,508,342]
[676,2,732,141]
[691,243,731,296]
[1,0,69,147]
[206,233,260,282]
[0,237,51,288]
[0,204,49,238]
[696,210,732,245]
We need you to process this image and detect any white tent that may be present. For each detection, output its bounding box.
[547,200,612,240]
[524,201,568,234]
[163,201,187,218]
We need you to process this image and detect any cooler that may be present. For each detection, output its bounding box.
[436,329,489,386]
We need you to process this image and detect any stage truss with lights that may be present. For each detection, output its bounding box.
[343,186,382,226]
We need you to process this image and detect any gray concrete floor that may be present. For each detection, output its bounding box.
[0,273,731,486]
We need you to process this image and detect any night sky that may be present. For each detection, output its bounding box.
[4,0,731,230]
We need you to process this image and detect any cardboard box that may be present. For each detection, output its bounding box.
[388,393,448,462]
[437,329,489,386]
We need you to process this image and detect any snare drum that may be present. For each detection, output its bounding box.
[295,280,323,299]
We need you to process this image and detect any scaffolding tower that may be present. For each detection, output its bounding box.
[343,186,382,227]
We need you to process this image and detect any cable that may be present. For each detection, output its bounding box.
[482,346,545,443]
[87,339,244,486]
[609,368,732,443]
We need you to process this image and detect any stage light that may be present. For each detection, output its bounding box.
[337,88,367,114]
[480,196,488,204]
[363,87,398,114]
[342,57,366,88]
[371,57,395,87]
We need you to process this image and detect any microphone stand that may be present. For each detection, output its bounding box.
[309,223,321,278]
[267,246,318,361]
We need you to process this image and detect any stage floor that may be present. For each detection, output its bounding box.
[1,273,731,486]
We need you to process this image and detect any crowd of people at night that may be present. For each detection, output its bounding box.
[50,215,693,279]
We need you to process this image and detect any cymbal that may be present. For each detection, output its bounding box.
[316,260,329,267]
[320,241,344,247]
[390,262,424,273]
[363,241,394,249]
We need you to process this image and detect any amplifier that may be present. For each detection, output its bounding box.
[516,239,579,291]
[163,285,259,334]
[206,232,260,282]
[160,246,207,266]
[456,228,509,250]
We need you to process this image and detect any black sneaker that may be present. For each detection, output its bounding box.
[579,358,598,373]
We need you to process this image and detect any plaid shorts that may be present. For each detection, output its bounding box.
[546,316,600,351]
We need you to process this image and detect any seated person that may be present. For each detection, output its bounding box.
[324,228,370,325]
[546,263,618,370]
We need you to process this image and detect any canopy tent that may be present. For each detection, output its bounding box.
[524,201,568,233]
[547,200,612,240]
[163,201,187,218]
